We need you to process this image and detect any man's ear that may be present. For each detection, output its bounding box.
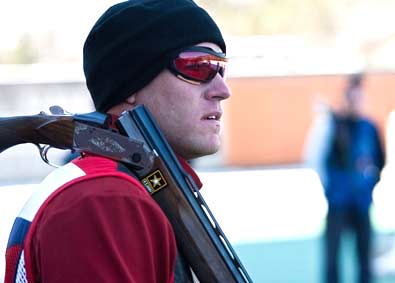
[107,94,136,116]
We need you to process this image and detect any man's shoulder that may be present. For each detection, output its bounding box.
[72,154,125,175]
[32,156,155,223]
[67,155,146,192]
[36,155,148,204]
[357,117,379,131]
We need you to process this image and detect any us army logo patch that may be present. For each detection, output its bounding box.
[142,170,167,194]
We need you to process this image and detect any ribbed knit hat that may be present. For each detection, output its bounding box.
[83,0,226,112]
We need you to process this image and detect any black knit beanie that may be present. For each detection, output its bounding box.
[83,0,226,112]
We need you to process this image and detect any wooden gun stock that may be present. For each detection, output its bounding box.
[0,115,75,153]
[0,109,111,154]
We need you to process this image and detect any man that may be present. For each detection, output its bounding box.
[4,0,231,282]
[322,74,385,283]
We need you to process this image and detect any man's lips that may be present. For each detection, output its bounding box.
[202,111,222,121]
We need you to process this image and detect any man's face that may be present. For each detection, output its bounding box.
[345,87,363,116]
[133,43,231,160]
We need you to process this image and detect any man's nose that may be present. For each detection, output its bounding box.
[205,75,231,101]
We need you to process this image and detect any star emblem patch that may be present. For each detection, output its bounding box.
[142,170,168,194]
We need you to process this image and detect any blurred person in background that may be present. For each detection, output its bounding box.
[305,73,385,283]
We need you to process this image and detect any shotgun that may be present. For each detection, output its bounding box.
[0,105,253,282]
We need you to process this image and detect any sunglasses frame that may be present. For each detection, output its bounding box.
[167,46,227,85]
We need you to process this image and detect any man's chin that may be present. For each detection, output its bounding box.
[196,144,220,159]
[175,136,221,160]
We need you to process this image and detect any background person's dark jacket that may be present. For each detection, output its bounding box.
[324,113,385,213]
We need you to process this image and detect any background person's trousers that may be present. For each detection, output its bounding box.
[324,208,372,283]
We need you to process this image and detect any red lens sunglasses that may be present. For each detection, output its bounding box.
[167,46,227,84]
